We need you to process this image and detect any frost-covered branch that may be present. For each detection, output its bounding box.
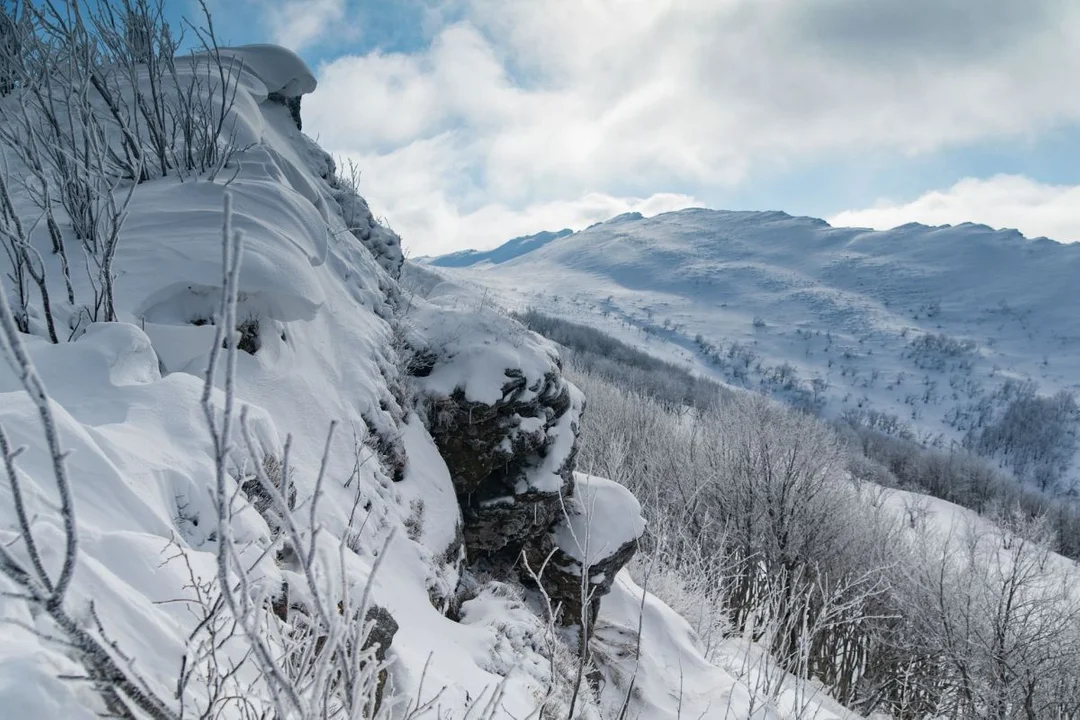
[0,199,178,720]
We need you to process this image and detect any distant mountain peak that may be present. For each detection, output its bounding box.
[423,228,573,268]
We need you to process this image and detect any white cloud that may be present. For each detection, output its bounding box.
[351,140,699,254]
[829,175,1080,243]
[301,0,1080,252]
[264,0,346,52]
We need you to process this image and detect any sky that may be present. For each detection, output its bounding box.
[171,0,1080,255]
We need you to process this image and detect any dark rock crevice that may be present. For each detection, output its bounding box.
[419,351,642,644]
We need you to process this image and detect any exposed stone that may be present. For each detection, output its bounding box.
[362,605,399,663]
[521,474,645,643]
[272,590,398,715]
[524,532,638,633]
[409,292,640,645]
[464,484,569,557]
[363,605,399,715]
[267,90,303,130]
[427,373,559,496]
[425,369,582,559]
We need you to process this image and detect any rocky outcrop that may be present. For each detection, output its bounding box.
[522,474,645,636]
[363,606,399,713]
[405,276,643,642]
[406,294,584,561]
[267,91,303,130]
[426,368,582,557]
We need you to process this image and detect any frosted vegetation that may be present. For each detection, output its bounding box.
[564,329,1080,717]
[2,1,1079,719]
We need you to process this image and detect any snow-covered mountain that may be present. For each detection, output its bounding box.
[431,209,1080,489]
[0,22,867,718]
[5,3,1079,716]
[420,228,574,268]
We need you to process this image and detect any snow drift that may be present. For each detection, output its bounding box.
[0,35,697,719]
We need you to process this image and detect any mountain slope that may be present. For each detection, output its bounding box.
[0,29,863,718]
[421,228,574,267]
[0,39,637,719]
[432,209,1080,488]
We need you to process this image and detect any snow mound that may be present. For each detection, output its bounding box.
[556,473,645,565]
[596,570,776,720]
[205,44,317,98]
[410,297,565,406]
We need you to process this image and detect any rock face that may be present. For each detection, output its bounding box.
[406,285,643,641]
[426,367,582,557]
[363,605,399,663]
[522,474,645,635]
[363,605,399,714]
[267,91,303,130]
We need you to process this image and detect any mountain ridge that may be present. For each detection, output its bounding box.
[439,208,1067,268]
[433,206,1080,491]
[421,228,574,267]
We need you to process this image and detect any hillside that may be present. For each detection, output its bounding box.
[431,209,1080,491]
[0,25,639,719]
[421,229,574,268]
[5,4,1080,718]
[0,7,874,717]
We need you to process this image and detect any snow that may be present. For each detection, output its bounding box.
[556,473,645,564]
[0,42,604,719]
[596,569,863,720]
[422,229,574,268]
[2,33,989,719]
[0,654,98,720]
[410,296,565,406]
[197,44,318,98]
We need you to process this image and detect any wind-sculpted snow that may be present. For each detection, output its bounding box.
[207,44,318,99]
[553,474,645,566]
[0,39,621,718]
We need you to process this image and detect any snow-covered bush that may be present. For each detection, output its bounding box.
[562,327,1080,714]
[904,331,977,372]
[566,357,910,709]
[0,0,300,339]
[964,381,1080,492]
[900,515,1080,718]
[0,1,25,96]
[838,413,1080,558]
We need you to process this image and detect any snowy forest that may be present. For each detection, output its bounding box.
[2,1,1079,719]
